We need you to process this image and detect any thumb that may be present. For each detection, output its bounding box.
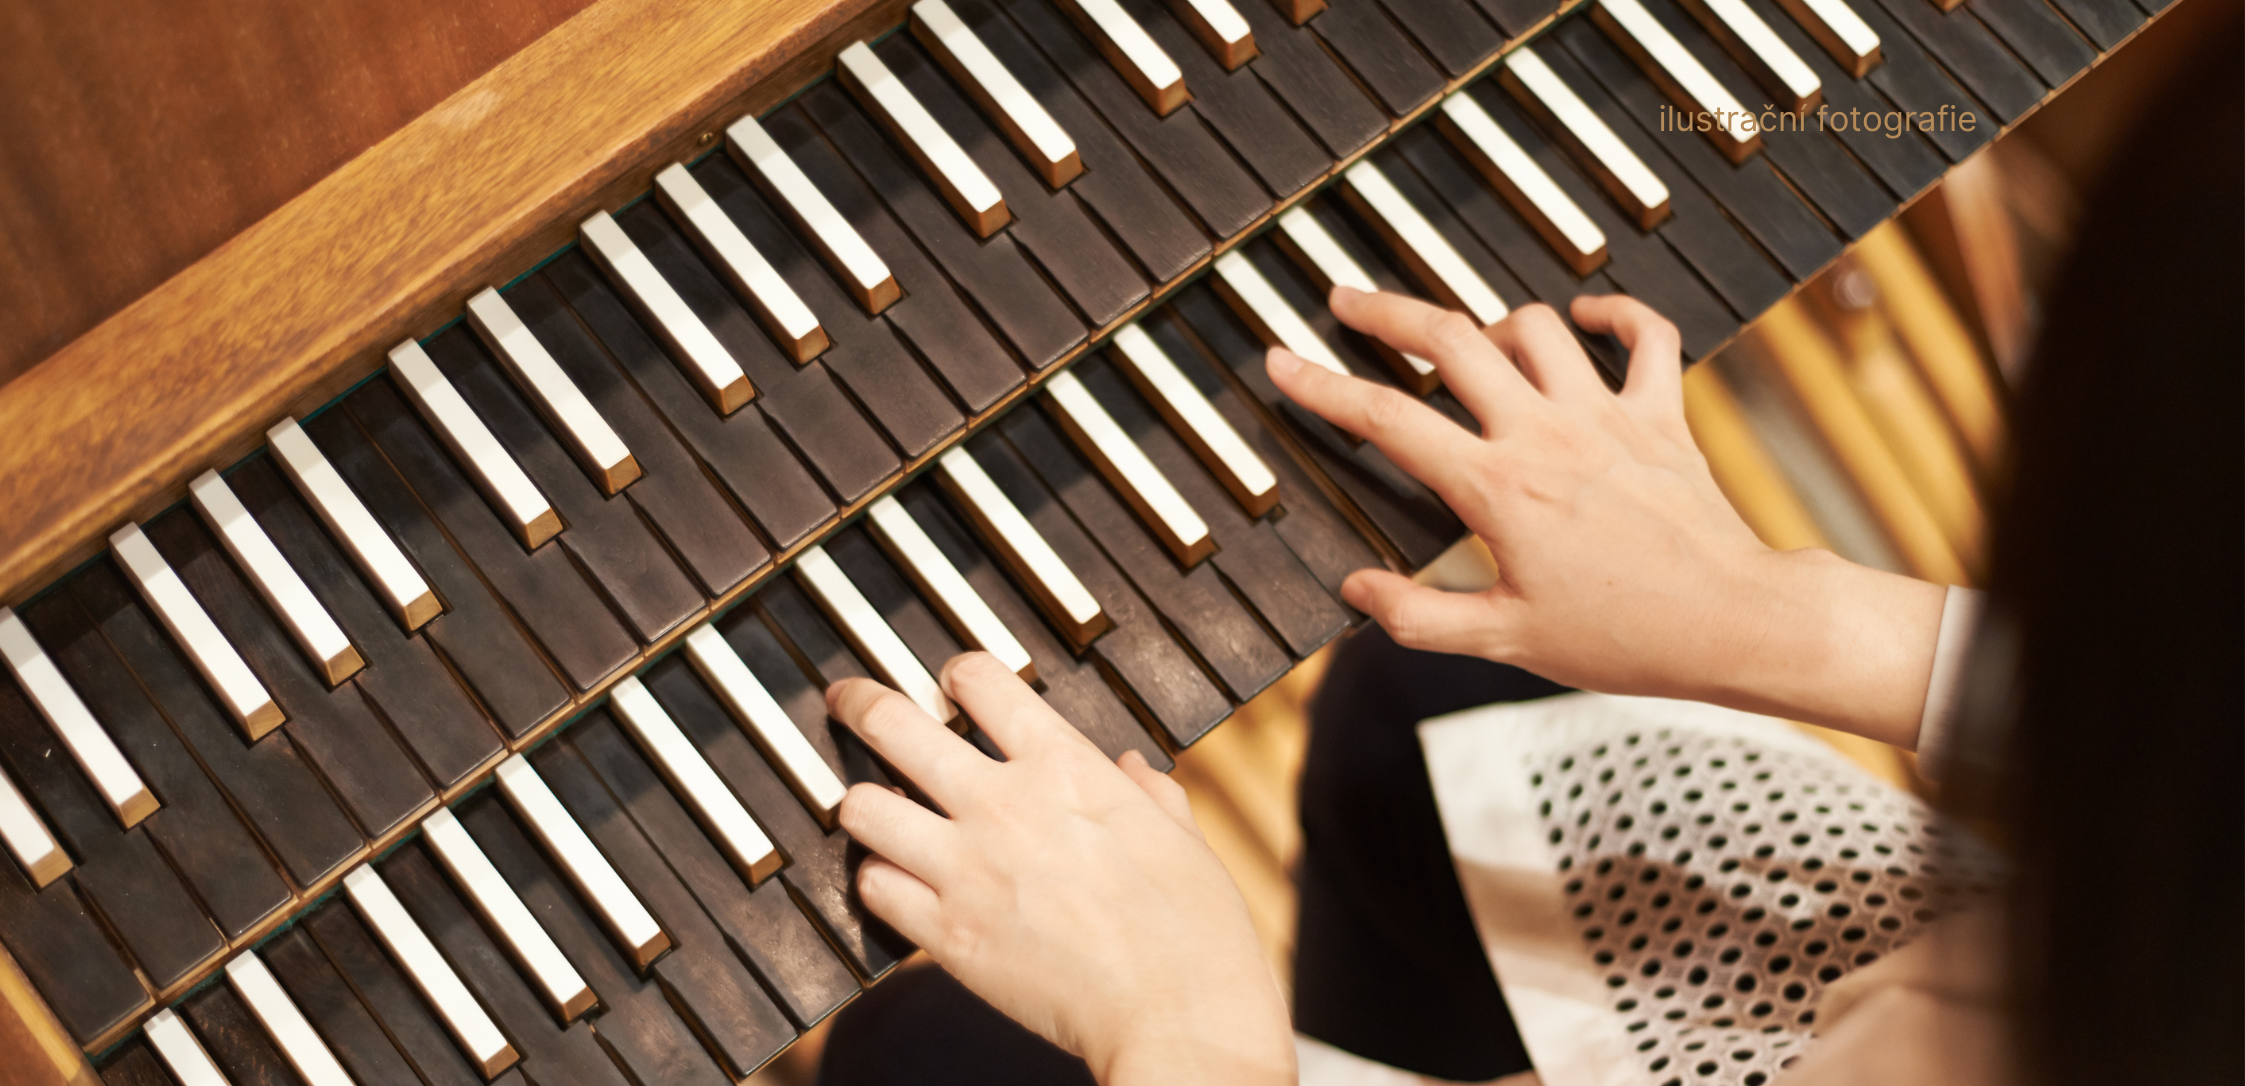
[1118,750,1202,839]
[1341,569,1507,656]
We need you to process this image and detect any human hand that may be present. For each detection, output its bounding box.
[828,653,1295,1086]
[1267,288,1945,747]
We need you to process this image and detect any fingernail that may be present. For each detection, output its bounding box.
[1266,348,1302,380]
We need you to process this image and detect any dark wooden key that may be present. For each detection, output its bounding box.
[0,829,150,1046]
[640,655,911,982]
[144,509,432,839]
[529,734,798,1076]
[179,981,302,1086]
[820,525,972,686]
[22,591,288,938]
[1966,0,2094,85]
[69,560,363,887]
[544,251,836,550]
[227,459,504,790]
[2041,0,2139,50]
[1741,0,1946,199]
[1114,0,1330,198]
[618,200,905,499]
[260,927,424,1086]
[999,0,1272,237]
[1848,0,1993,162]
[509,274,769,597]
[961,428,1233,745]
[0,678,220,988]
[300,411,570,738]
[1861,0,2041,122]
[715,600,894,793]
[380,843,633,1086]
[1229,0,1387,157]
[425,325,704,645]
[344,378,638,693]
[1305,0,1445,116]
[1472,0,1561,36]
[301,899,488,1086]
[1372,0,1503,76]
[791,89,1089,370]
[453,791,736,1086]
[953,0,1212,282]
[100,1039,175,1086]
[877,34,1151,326]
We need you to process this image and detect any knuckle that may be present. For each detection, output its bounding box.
[1424,309,1483,347]
[1359,388,1413,433]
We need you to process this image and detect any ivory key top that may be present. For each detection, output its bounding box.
[1210,251,1349,376]
[343,865,520,1079]
[935,448,1112,651]
[464,287,643,495]
[1054,0,1190,115]
[911,0,1083,187]
[225,953,355,1086]
[0,608,158,828]
[0,764,68,887]
[580,208,762,408]
[794,546,959,728]
[421,807,597,1026]
[1437,93,1611,277]
[1341,160,1510,328]
[838,41,1011,237]
[1272,207,1440,393]
[110,522,285,741]
[864,498,1037,683]
[145,1007,230,1086]
[267,418,441,632]
[387,339,562,550]
[681,623,850,829]
[190,470,364,686]
[493,753,671,972]
[608,676,783,885]
[652,164,829,364]
[1044,370,1215,568]
[1166,0,1258,70]
[1501,47,1673,230]
[1677,0,1823,112]
[726,113,902,314]
[1592,0,1763,163]
[1109,324,1279,516]
[1775,0,1880,77]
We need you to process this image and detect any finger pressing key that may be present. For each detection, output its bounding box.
[827,677,989,810]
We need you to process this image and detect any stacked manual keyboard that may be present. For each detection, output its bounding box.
[0,0,2157,1078]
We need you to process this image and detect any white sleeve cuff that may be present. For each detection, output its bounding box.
[1913,585,1986,779]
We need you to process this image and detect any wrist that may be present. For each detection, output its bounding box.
[1090,995,1295,1086]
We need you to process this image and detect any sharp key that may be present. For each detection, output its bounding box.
[1340,159,1511,327]
[680,624,850,829]
[1678,0,1823,110]
[224,953,356,1086]
[343,866,520,1079]
[608,676,782,885]
[579,209,763,408]
[1438,94,1612,278]
[386,340,561,550]
[1055,0,1189,114]
[935,448,1110,650]
[108,522,283,740]
[1776,0,1879,76]
[792,546,958,728]
[421,808,597,1026]
[1211,250,1351,375]
[1591,0,1761,163]
[1166,0,1257,69]
[725,114,901,314]
[0,609,156,828]
[651,166,829,366]
[267,419,441,632]
[189,471,364,686]
[1501,47,1673,230]
[912,0,1083,187]
[1110,324,1278,517]
[146,1007,231,1086]
[492,754,671,971]
[1043,371,1214,568]
[864,497,1036,682]
[463,288,642,495]
[0,762,66,887]
[1271,207,1439,393]
[838,41,1011,237]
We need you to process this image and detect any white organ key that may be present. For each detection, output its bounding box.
[1677,0,1822,112]
[1341,160,1510,329]
[267,419,441,631]
[110,522,284,741]
[225,953,355,1086]
[1593,0,1762,163]
[1167,0,1257,69]
[935,449,1110,650]
[1054,0,1188,115]
[464,288,643,496]
[1272,208,1440,394]
[494,754,672,971]
[146,1007,231,1086]
[343,866,520,1079]
[1439,94,1610,277]
[793,546,959,728]
[0,767,68,888]
[190,471,364,686]
[1211,251,1349,376]
[682,624,850,830]
[1110,324,1278,517]
[580,209,761,411]
[1043,371,1214,568]
[1776,0,1879,76]
[653,164,829,365]
[1501,48,1673,230]
[726,114,901,314]
[421,807,597,1025]
[911,0,1083,187]
[387,339,562,551]
[608,677,782,885]
[864,497,1036,682]
[838,41,1012,238]
[0,608,157,828]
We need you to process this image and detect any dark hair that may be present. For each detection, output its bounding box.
[1945,13,2243,1083]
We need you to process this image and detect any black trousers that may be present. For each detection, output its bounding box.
[817,626,1564,1085]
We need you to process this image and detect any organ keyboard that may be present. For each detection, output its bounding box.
[0,0,2164,1078]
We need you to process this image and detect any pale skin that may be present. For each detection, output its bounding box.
[827,286,1951,1086]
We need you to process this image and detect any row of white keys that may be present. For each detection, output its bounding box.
[683,624,850,829]
[1341,159,1511,329]
[1110,324,1279,517]
[1043,371,1214,568]
[793,546,960,728]
[935,449,1112,650]
[726,114,901,315]
[343,865,521,1078]
[1777,0,1880,76]
[494,753,673,971]
[1437,95,1611,278]
[464,287,643,495]
[1501,48,1673,231]
[1211,251,1350,376]
[1591,0,1761,163]
[1273,208,1440,394]
[579,209,762,409]
[190,470,364,686]
[268,419,442,631]
[0,609,157,828]
[912,0,1082,188]
[145,1007,229,1086]
[421,806,598,1025]
[110,522,284,740]
[839,41,1012,238]
[863,497,1037,683]
[1054,0,1188,114]
[225,953,356,1086]
[1678,0,1823,112]
[652,164,830,364]
[388,339,562,550]
[609,676,783,884]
